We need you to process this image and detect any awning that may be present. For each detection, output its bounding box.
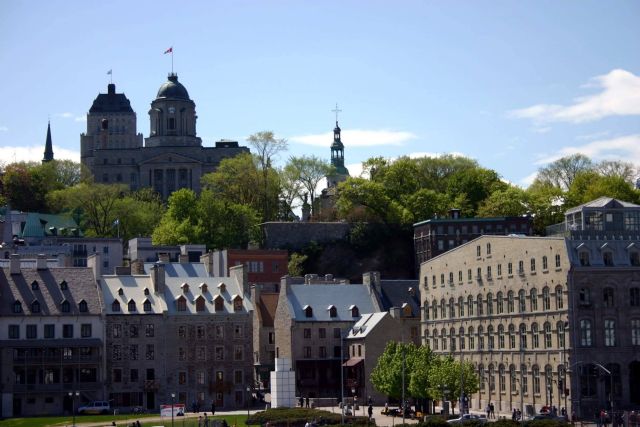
[342,358,364,367]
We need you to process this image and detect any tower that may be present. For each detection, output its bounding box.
[327,104,349,188]
[42,121,54,163]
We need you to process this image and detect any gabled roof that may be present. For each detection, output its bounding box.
[286,283,378,321]
[378,279,420,314]
[144,262,210,277]
[565,197,640,215]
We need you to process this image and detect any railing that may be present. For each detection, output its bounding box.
[13,355,101,364]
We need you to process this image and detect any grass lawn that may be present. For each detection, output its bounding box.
[0,414,249,427]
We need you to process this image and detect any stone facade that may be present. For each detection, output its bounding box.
[261,222,351,251]
[81,76,248,199]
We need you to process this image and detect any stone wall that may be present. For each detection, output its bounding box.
[261,222,351,251]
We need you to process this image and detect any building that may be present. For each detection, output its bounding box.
[98,255,254,411]
[80,76,249,198]
[128,237,206,263]
[252,284,279,389]
[204,249,288,286]
[413,210,533,265]
[0,255,105,417]
[318,118,350,220]
[420,197,640,418]
[273,274,382,399]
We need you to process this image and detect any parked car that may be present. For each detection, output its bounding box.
[447,414,488,425]
[77,400,111,415]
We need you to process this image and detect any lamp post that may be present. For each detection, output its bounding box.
[171,392,175,427]
[68,391,79,427]
[246,386,251,419]
[340,329,345,425]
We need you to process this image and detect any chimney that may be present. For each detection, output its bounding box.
[389,307,402,318]
[87,253,102,283]
[130,259,145,275]
[158,253,170,263]
[449,208,461,219]
[9,254,20,275]
[115,266,132,275]
[362,271,381,293]
[36,254,48,270]
[107,83,116,95]
[230,263,248,296]
[150,262,165,293]
[178,254,188,264]
[200,251,213,276]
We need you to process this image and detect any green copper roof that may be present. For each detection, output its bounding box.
[20,213,81,238]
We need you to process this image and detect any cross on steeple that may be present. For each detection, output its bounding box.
[331,103,342,124]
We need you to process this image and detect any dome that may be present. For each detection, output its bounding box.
[156,73,190,100]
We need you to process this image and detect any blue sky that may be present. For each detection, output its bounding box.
[1,0,639,186]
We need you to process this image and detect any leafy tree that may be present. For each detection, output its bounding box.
[427,356,479,414]
[285,155,333,217]
[371,342,431,400]
[288,252,308,276]
[402,188,450,224]
[247,131,288,221]
[336,178,403,224]
[278,165,304,219]
[477,186,530,217]
[445,167,505,216]
[536,154,593,190]
[526,180,566,234]
[596,160,637,183]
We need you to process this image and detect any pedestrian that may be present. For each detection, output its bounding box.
[305,396,310,408]
[136,421,141,427]
[490,402,495,419]
[204,413,210,427]
[368,404,373,420]
[211,401,216,416]
[192,401,197,414]
[300,396,304,407]
[512,408,517,421]
[198,415,203,427]
[486,404,491,419]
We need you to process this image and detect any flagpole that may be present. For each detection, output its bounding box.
[172,50,174,74]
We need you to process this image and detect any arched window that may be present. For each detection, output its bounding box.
[31,300,41,313]
[143,299,152,312]
[128,300,137,312]
[545,365,554,399]
[214,295,224,312]
[450,327,456,351]
[13,300,22,314]
[31,280,39,291]
[579,288,591,306]
[195,296,205,312]
[79,300,88,312]
[499,364,506,393]
[304,306,313,318]
[449,298,455,318]
[61,300,70,313]
[487,325,495,350]
[478,325,485,350]
[468,326,475,350]
[496,291,504,314]
[579,250,590,266]
[486,293,494,315]
[468,295,475,316]
[603,250,614,266]
[530,288,538,311]
[510,364,517,393]
[60,280,68,290]
[440,299,446,318]
[542,287,551,310]
[350,305,360,317]
[441,328,447,351]
[555,286,564,309]
[521,364,529,393]
[519,323,528,349]
[544,322,552,348]
[498,324,505,349]
[479,364,486,391]
[477,294,484,316]
[458,296,465,317]
[603,287,615,308]
[459,327,466,350]
[432,328,439,350]
[518,289,526,313]
[176,296,187,312]
[489,364,496,392]
[532,365,541,394]
[431,300,438,319]
[557,321,566,348]
[424,302,430,320]
[233,296,243,312]
[112,300,121,312]
[531,323,539,348]
[507,291,515,313]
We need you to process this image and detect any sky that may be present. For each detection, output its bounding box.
[0,0,639,186]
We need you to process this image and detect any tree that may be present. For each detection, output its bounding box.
[536,154,593,190]
[286,155,333,216]
[247,131,288,221]
[595,160,637,183]
[427,356,479,414]
[288,253,307,276]
[477,186,530,217]
[336,178,404,224]
[278,165,304,220]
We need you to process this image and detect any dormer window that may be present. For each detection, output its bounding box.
[213,295,224,312]
[31,280,39,291]
[195,295,206,312]
[118,288,124,296]
[143,299,152,312]
[61,300,70,313]
[112,300,121,312]
[349,305,360,317]
[603,251,614,266]
[31,300,41,313]
[128,300,137,312]
[60,280,68,291]
[144,288,150,295]
[579,251,590,267]
[176,296,187,312]
[631,252,640,266]
[233,295,243,312]
[200,283,208,294]
[13,300,23,314]
[402,303,412,317]
[181,283,189,294]
[304,305,313,318]
[328,305,337,318]
[79,300,88,313]
[217,282,226,292]
[408,287,416,297]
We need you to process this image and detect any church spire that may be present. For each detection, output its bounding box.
[327,103,349,188]
[42,121,54,163]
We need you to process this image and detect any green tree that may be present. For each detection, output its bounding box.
[536,154,593,190]
[286,155,333,217]
[336,178,403,224]
[247,131,288,221]
[427,356,479,414]
[288,252,308,276]
[370,342,428,399]
[477,186,530,217]
[526,180,566,234]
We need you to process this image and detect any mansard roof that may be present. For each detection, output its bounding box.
[286,283,379,321]
[89,83,134,113]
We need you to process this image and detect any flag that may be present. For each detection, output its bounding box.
[107,69,112,75]
[164,47,173,54]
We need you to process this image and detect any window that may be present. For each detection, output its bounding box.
[79,300,88,312]
[197,346,206,361]
[60,280,68,290]
[555,286,564,309]
[197,371,205,385]
[499,364,506,393]
[128,300,136,312]
[530,289,538,311]
[508,262,513,275]
[234,370,243,385]
[26,324,37,339]
[459,271,463,283]
[319,346,327,358]
[44,324,54,338]
[487,293,493,315]
[304,306,313,318]
[215,325,224,339]
[176,297,187,312]
[351,306,360,317]
[449,272,454,284]
[487,243,491,255]
[632,319,640,346]
[518,260,524,274]
[329,306,337,318]
[579,251,590,266]
[440,274,445,285]
[63,324,74,338]
[8,324,20,339]
[497,264,502,277]
[544,323,552,348]
[113,368,122,383]
[304,328,311,339]
[31,300,41,313]
[112,301,121,312]
[521,365,528,394]
[579,288,591,306]
[130,345,138,361]
[531,258,536,272]
[112,324,121,338]
[557,321,566,348]
[303,347,311,358]
[555,254,561,268]
[531,323,539,348]
[215,346,224,360]
[487,326,494,350]
[510,365,517,393]
[145,324,154,337]
[532,366,540,395]
[146,344,155,360]
[440,299,446,318]
[477,295,484,316]
[196,325,205,339]
[233,297,243,312]
[468,327,475,350]
[333,328,341,338]
[458,297,464,317]
[631,252,640,266]
[604,319,616,346]
[468,295,474,316]
[507,291,514,313]
[61,300,70,313]
[542,287,551,310]
[496,292,504,314]
[603,251,614,266]
[580,364,597,397]
[477,245,481,257]
[542,256,548,270]
[12,301,22,314]
[518,290,526,313]
[143,300,152,312]
[113,345,122,361]
[234,324,244,338]
[580,319,592,346]
[131,369,139,382]
[468,269,472,281]
[459,327,465,350]
[519,324,527,349]
[631,288,640,306]
[498,325,505,349]
[81,324,92,338]
[603,288,615,308]
[487,266,492,279]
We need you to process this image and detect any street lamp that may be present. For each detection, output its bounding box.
[246,386,251,419]
[68,391,79,427]
[171,392,176,427]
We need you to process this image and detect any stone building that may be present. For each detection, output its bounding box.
[80,75,248,199]
[413,210,533,265]
[0,255,105,417]
[420,197,640,418]
[273,274,382,399]
[98,255,254,411]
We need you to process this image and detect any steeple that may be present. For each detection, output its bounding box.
[42,121,54,163]
[327,104,349,188]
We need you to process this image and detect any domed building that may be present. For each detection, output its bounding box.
[80,73,248,198]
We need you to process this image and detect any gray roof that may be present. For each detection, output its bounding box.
[89,83,134,113]
[143,262,210,277]
[379,280,420,315]
[287,283,379,321]
[156,74,191,100]
[0,267,101,316]
[347,312,387,339]
[565,197,640,215]
[564,238,640,267]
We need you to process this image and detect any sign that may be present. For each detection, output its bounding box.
[160,404,185,417]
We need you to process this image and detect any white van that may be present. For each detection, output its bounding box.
[77,400,111,415]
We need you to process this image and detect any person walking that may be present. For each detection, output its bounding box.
[211,401,216,416]
[305,397,310,408]
[490,402,495,419]
[368,405,373,420]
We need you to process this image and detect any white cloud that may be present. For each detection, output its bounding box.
[289,129,417,147]
[518,171,539,187]
[532,126,551,134]
[0,145,80,163]
[0,126,7,132]
[74,116,86,122]
[509,69,640,123]
[56,112,74,119]
[534,133,640,165]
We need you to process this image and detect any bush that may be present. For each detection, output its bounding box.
[248,407,373,426]
[417,415,449,427]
